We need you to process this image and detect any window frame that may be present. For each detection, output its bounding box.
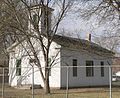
[48,58,52,76]
[86,61,94,77]
[16,59,21,76]
[101,61,104,77]
[73,59,77,77]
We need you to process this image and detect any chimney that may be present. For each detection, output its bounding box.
[86,33,92,41]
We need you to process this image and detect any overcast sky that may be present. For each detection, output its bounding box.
[55,1,102,39]
[56,0,119,41]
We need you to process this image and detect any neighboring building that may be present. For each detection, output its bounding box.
[7,4,114,88]
[8,34,114,88]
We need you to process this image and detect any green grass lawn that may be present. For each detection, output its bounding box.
[0,87,120,98]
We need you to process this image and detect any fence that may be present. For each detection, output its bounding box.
[0,66,120,98]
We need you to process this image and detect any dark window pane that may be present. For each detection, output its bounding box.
[86,61,94,77]
[101,61,104,77]
[73,59,77,77]
[16,59,21,76]
[48,58,51,76]
[33,14,38,24]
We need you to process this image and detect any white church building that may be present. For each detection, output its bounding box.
[7,5,114,89]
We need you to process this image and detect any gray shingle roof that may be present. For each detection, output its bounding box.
[53,35,114,56]
[7,34,114,56]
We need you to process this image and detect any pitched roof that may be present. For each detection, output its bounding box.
[53,35,114,56]
[7,34,114,56]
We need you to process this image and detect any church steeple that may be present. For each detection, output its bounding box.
[29,4,54,35]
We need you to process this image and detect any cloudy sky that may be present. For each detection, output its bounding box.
[57,0,119,41]
[57,1,104,39]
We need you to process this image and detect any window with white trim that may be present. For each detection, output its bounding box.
[86,61,94,77]
[73,59,77,77]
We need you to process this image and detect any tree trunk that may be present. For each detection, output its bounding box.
[44,68,50,94]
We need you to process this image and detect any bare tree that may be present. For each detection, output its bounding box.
[78,0,120,20]
[93,29,120,55]
[74,0,120,56]
[74,0,120,33]
[1,0,73,94]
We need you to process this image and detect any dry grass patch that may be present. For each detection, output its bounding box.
[0,86,120,98]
